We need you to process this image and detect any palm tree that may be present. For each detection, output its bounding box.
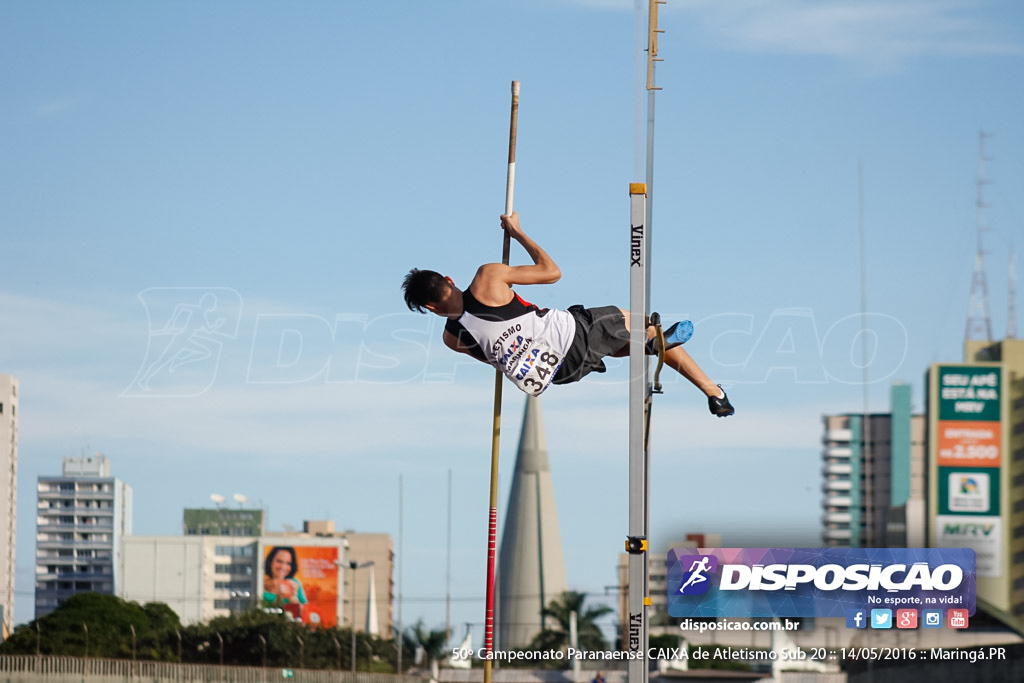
[526,591,613,652]
[404,619,448,666]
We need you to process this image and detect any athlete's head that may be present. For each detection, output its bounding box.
[402,268,453,314]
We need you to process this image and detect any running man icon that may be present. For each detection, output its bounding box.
[124,287,243,397]
[678,556,714,595]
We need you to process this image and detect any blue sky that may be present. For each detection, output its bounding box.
[2,0,1022,646]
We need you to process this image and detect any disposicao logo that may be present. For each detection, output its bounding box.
[674,555,718,596]
[667,548,976,619]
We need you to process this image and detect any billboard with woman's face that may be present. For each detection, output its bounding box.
[262,545,339,626]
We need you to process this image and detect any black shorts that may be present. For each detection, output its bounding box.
[551,305,629,385]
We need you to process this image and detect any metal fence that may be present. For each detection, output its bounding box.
[0,657,856,683]
[0,655,412,683]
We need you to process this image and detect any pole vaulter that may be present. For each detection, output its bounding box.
[401,26,734,676]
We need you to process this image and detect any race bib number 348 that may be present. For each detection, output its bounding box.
[511,341,562,396]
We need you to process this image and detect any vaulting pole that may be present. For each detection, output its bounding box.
[484,80,519,683]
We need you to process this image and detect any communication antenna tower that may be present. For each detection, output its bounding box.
[965,131,993,343]
[1009,247,1017,339]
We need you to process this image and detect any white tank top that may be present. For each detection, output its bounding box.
[445,290,576,395]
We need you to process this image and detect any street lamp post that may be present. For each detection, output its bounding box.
[258,635,267,668]
[216,632,223,667]
[349,561,375,673]
[83,623,88,659]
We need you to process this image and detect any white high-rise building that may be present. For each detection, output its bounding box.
[820,383,926,548]
[0,375,19,635]
[120,536,262,625]
[35,454,133,618]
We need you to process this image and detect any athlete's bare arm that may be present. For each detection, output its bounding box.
[469,212,561,307]
[442,329,486,362]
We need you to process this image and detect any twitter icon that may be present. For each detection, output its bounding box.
[870,609,893,629]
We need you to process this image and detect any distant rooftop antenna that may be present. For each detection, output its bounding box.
[210,493,226,507]
[965,131,994,343]
[1009,247,1018,339]
[233,493,249,506]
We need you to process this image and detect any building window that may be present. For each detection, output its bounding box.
[215,581,254,591]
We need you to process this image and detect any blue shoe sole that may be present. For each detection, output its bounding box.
[664,320,693,346]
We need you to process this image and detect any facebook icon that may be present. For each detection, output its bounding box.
[845,609,867,629]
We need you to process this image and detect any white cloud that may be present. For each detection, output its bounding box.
[564,0,1022,65]
[693,0,1018,59]
[4,290,839,474]
[34,99,78,116]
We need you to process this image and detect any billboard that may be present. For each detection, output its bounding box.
[937,366,1000,420]
[936,421,1001,468]
[935,516,1001,578]
[262,545,340,626]
[930,364,1004,582]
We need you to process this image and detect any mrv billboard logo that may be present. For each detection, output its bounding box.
[667,548,976,619]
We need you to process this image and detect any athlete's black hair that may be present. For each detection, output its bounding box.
[402,268,450,313]
[264,546,298,579]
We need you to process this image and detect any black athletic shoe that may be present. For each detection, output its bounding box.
[708,386,735,418]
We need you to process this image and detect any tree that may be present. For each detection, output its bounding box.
[179,610,398,672]
[0,598,403,672]
[526,591,613,654]
[0,593,180,660]
[404,619,448,666]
